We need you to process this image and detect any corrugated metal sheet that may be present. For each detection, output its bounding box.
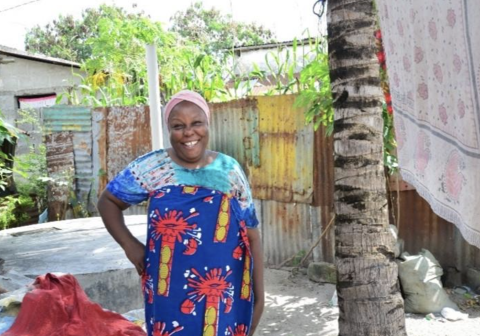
[313,125,335,263]
[80,97,480,273]
[208,95,314,204]
[391,189,480,274]
[251,95,313,203]
[43,106,92,132]
[209,99,260,168]
[255,121,335,266]
[45,131,74,221]
[258,199,328,266]
[43,105,93,207]
[106,106,151,180]
[88,97,331,265]
[92,106,151,216]
[92,107,108,203]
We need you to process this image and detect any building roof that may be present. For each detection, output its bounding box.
[233,37,318,53]
[0,45,81,68]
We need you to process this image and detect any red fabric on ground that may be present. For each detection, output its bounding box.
[3,273,146,336]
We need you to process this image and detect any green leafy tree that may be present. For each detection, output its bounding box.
[0,109,46,229]
[25,4,232,104]
[294,39,333,134]
[25,3,275,62]
[55,10,229,106]
[24,4,147,62]
[169,2,276,52]
[0,111,21,193]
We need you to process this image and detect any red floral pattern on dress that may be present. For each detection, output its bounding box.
[152,321,184,336]
[181,268,234,336]
[142,272,155,304]
[228,324,249,336]
[151,209,201,297]
[447,9,456,28]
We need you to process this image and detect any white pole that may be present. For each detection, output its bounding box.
[145,44,163,150]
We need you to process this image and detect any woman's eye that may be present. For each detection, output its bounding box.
[193,121,203,126]
[172,125,184,130]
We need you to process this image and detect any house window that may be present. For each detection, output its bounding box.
[17,93,56,109]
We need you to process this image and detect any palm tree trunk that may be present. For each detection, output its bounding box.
[327,1,406,335]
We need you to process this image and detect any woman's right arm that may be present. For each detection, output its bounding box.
[97,189,145,275]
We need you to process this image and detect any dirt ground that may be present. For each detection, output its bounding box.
[259,268,480,336]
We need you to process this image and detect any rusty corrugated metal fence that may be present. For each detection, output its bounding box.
[43,96,333,265]
[44,131,75,221]
[43,106,93,212]
[208,99,260,169]
[92,106,152,215]
[205,95,333,264]
[208,95,315,204]
[42,96,479,271]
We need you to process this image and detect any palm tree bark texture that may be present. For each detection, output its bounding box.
[326,1,406,335]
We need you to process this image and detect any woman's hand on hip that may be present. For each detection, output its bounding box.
[123,239,146,275]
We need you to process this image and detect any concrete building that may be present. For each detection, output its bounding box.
[0,45,83,153]
[0,45,82,123]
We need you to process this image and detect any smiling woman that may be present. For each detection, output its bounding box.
[97,90,265,336]
[166,96,212,168]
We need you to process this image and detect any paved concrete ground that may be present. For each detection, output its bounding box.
[0,216,147,313]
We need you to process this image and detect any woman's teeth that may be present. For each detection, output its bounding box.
[184,141,198,148]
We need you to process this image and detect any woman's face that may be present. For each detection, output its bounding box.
[168,101,209,165]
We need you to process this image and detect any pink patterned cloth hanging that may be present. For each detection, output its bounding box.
[378,0,480,247]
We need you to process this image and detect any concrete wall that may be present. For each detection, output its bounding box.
[0,56,83,124]
[0,55,84,154]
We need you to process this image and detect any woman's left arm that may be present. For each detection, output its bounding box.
[247,227,265,336]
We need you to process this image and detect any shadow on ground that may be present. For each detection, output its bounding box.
[259,268,339,336]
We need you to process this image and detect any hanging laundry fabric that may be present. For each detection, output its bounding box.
[377,0,480,247]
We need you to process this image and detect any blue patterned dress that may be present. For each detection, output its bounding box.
[107,149,258,336]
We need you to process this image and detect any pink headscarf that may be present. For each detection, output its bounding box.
[164,90,210,125]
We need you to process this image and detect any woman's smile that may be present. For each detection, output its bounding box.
[167,100,210,168]
[183,140,199,148]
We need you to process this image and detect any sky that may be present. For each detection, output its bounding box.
[0,0,326,51]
